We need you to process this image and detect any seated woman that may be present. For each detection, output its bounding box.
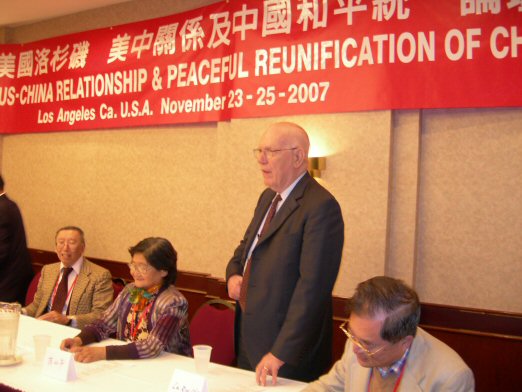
[60,237,191,362]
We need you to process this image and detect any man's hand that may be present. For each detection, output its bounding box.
[255,352,285,386]
[69,346,106,363]
[227,274,243,301]
[38,311,69,325]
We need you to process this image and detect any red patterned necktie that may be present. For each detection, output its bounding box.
[239,194,282,311]
[51,267,73,313]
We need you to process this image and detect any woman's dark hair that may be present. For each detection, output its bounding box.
[128,237,178,287]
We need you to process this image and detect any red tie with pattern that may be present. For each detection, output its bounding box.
[51,267,73,313]
[239,194,282,312]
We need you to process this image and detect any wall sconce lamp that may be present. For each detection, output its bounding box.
[308,157,326,178]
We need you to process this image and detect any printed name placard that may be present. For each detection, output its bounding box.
[167,368,208,392]
[42,347,77,382]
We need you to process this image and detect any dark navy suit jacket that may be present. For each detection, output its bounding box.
[226,173,344,381]
[0,193,33,304]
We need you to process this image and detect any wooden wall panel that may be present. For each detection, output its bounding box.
[421,327,522,392]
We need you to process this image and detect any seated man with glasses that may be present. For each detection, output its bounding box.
[23,226,113,328]
[303,276,474,392]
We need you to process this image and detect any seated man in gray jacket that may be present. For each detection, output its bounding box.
[303,276,474,392]
[23,226,113,328]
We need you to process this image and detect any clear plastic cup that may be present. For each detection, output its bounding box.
[193,345,212,374]
[33,334,51,363]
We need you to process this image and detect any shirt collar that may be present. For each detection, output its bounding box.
[377,347,410,378]
[278,171,306,204]
[60,256,84,276]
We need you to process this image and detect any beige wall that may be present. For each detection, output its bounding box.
[2,0,521,313]
[415,109,522,311]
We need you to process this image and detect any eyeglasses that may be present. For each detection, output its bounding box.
[128,262,153,274]
[56,240,81,247]
[339,320,387,356]
[252,147,297,159]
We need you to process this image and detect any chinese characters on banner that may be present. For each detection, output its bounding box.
[0,0,521,133]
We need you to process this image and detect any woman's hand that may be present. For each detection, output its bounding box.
[69,346,107,363]
[60,337,83,351]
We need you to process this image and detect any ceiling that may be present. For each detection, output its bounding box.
[0,0,133,28]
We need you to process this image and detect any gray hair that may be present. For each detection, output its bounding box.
[55,226,85,245]
[348,276,420,343]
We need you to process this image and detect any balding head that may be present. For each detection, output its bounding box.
[256,122,309,193]
[265,122,310,157]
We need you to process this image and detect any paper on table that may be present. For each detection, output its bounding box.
[74,360,123,378]
[207,366,304,391]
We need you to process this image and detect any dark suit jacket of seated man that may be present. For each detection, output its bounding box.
[226,122,345,384]
[23,226,113,329]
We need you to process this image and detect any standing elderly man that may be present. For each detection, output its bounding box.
[23,226,113,328]
[304,276,475,392]
[0,174,34,304]
[226,122,345,385]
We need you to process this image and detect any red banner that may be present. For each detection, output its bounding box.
[1,0,521,134]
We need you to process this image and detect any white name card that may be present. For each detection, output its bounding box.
[167,368,208,392]
[42,347,77,382]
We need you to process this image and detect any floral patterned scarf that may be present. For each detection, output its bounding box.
[128,284,161,312]
[124,284,162,342]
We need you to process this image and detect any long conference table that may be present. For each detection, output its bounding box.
[0,315,307,391]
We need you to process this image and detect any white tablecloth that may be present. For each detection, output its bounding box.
[0,315,307,391]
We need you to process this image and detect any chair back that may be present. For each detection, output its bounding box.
[25,270,41,306]
[189,299,236,366]
[112,278,125,300]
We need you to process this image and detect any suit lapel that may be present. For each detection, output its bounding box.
[243,190,275,262]
[397,331,424,391]
[68,260,90,314]
[37,263,61,316]
[398,373,423,391]
[350,362,371,391]
[256,174,311,245]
